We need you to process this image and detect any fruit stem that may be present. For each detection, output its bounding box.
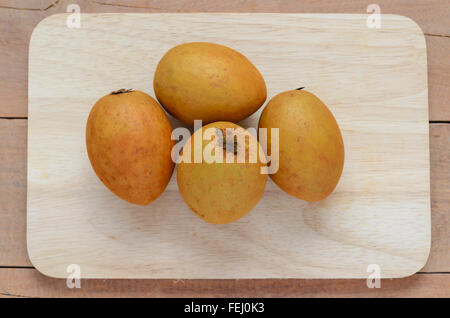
[296,87,305,90]
[216,128,238,155]
[111,88,134,95]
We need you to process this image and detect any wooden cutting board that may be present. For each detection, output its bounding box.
[27,13,430,279]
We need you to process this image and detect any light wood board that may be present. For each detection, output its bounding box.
[27,13,430,279]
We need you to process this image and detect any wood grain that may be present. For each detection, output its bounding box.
[27,13,430,279]
[0,9,46,117]
[0,0,59,11]
[0,0,448,120]
[428,36,450,121]
[423,124,450,272]
[0,268,449,297]
[0,119,30,266]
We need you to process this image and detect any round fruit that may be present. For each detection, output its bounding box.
[86,89,175,205]
[258,89,344,202]
[153,42,267,125]
[177,121,268,224]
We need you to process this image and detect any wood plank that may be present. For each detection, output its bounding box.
[428,37,450,121]
[423,124,450,271]
[0,0,449,119]
[0,9,47,117]
[0,268,449,297]
[0,1,57,10]
[0,119,30,266]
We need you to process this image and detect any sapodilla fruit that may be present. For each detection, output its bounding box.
[86,89,175,205]
[258,89,344,202]
[153,42,267,125]
[177,121,268,224]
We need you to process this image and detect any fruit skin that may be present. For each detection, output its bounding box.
[154,42,267,125]
[86,89,175,205]
[258,90,344,202]
[177,121,268,224]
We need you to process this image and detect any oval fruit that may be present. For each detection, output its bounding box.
[177,121,268,224]
[258,89,344,202]
[154,42,267,125]
[86,89,175,205]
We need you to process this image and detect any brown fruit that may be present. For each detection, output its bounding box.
[258,89,344,202]
[153,42,267,125]
[177,121,268,224]
[86,89,175,205]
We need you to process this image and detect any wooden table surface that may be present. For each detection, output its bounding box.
[0,0,448,297]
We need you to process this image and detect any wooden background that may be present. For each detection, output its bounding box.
[0,0,448,297]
